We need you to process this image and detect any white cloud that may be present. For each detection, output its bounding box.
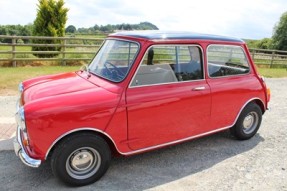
[0,0,286,39]
[0,0,36,25]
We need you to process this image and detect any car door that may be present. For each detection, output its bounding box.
[125,45,211,151]
[207,44,257,130]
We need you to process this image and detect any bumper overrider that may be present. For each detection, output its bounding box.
[13,126,41,168]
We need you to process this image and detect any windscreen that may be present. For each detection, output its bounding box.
[89,39,139,82]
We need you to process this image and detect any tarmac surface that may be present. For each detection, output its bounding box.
[0,78,286,190]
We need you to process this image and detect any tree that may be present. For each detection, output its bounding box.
[272,12,287,51]
[93,24,100,31]
[101,24,113,32]
[65,25,76,33]
[0,25,33,43]
[32,0,68,58]
[256,38,272,49]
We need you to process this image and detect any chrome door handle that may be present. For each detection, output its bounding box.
[192,86,206,91]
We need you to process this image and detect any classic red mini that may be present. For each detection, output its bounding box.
[14,31,270,186]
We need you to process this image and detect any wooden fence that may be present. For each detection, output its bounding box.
[248,48,287,68]
[0,35,103,67]
[0,35,287,68]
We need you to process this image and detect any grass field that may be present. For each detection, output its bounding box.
[0,66,286,95]
[257,67,287,78]
[0,66,79,95]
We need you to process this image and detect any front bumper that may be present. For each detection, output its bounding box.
[13,126,41,168]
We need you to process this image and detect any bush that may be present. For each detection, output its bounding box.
[32,0,68,58]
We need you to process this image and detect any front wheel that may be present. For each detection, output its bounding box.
[51,133,111,186]
[230,103,262,140]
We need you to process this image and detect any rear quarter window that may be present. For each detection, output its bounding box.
[207,45,250,77]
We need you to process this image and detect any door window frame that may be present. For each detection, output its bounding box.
[207,44,251,79]
[129,44,205,88]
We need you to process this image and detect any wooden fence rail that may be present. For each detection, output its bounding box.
[1,35,287,68]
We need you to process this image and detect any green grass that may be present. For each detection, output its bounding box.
[0,66,79,95]
[257,67,287,78]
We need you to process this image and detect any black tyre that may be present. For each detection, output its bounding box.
[230,103,262,140]
[51,133,111,186]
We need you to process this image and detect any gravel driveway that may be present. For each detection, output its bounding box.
[0,78,286,191]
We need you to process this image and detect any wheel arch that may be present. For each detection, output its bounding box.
[45,128,120,160]
[232,97,265,127]
[253,99,266,114]
[230,98,264,140]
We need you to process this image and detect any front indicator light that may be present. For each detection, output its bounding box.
[267,87,271,102]
[23,139,29,147]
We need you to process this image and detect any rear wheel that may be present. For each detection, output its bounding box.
[51,133,111,186]
[230,103,262,140]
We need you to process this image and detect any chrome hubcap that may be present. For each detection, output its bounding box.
[66,147,101,179]
[242,112,258,134]
[71,151,94,171]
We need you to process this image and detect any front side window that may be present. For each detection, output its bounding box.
[89,39,139,82]
[207,45,250,77]
[130,45,203,87]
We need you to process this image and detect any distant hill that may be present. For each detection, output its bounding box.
[128,22,159,30]
[76,22,159,34]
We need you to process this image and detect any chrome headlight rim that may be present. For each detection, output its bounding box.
[18,82,24,93]
[16,106,26,132]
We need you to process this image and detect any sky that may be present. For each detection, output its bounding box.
[0,0,286,39]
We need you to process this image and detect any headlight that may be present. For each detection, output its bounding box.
[16,106,26,132]
[18,82,24,93]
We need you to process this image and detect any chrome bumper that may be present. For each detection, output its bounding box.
[13,126,41,168]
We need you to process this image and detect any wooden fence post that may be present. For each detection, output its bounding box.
[12,37,16,67]
[251,49,255,61]
[270,51,275,68]
[61,39,66,66]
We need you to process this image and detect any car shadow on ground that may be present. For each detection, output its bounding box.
[0,131,264,191]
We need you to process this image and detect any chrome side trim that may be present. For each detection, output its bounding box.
[45,97,265,157]
[45,126,230,158]
[14,126,41,168]
[128,78,205,89]
[123,126,231,155]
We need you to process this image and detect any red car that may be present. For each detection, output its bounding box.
[14,31,270,186]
